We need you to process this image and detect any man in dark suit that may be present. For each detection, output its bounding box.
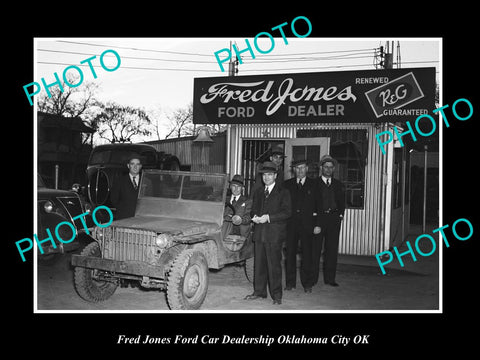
[283,158,321,293]
[244,161,291,305]
[110,156,142,220]
[315,155,346,287]
[222,174,252,239]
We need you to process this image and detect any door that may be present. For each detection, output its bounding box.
[284,137,330,180]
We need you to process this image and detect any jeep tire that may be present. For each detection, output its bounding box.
[167,249,208,310]
[73,241,118,302]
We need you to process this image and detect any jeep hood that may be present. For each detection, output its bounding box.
[110,216,219,236]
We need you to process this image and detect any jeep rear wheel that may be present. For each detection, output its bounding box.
[167,249,208,310]
[73,241,118,302]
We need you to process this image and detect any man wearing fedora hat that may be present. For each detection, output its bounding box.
[110,155,143,220]
[222,174,252,239]
[283,157,322,293]
[245,161,291,305]
[314,155,346,287]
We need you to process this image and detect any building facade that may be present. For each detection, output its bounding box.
[193,68,437,255]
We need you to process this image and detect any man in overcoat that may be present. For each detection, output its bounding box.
[245,161,291,305]
[110,156,142,220]
[314,155,346,287]
[283,158,321,292]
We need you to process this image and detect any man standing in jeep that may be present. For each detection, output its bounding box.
[110,156,142,219]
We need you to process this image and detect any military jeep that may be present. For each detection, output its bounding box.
[71,170,254,310]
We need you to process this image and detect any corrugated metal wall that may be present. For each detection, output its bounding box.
[146,133,226,173]
[229,123,392,256]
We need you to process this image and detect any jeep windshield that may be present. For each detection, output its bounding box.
[140,170,226,202]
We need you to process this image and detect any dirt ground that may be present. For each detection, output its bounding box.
[36,225,439,312]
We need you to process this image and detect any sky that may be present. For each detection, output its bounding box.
[34,37,440,140]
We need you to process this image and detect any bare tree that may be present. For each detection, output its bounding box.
[94,101,152,143]
[37,74,100,145]
[163,103,227,139]
[37,74,99,116]
[164,103,195,139]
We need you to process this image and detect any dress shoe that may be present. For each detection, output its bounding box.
[325,282,339,287]
[244,293,266,300]
[272,299,282,305]
[304,287,312,293]
[284,286,295,291]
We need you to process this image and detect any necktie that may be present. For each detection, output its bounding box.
[231,196,237,205]
[264,187,270,198]
[297,179,303,189]
[326,179,330,187]
[132,176,138,190]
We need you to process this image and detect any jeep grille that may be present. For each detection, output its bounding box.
[99,227,157,262]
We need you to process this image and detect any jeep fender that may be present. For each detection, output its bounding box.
[190,239,222,270]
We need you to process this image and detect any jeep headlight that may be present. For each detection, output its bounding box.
[156,233,173,249]
[43,200,54,213]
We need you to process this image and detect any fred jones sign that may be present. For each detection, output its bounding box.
[193,67,436,124]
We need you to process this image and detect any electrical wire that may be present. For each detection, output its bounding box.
[37,48,217,64]
[36,61,219,72]
[37,42,438,74]
[55,40,213,57]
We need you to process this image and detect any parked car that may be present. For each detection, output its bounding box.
[37,174,94,262]
[85,143,180,219]
[71,170,254,310]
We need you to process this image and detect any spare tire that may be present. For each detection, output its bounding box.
[87,168,110,206]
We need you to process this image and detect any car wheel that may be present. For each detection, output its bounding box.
[244,256,254,283]
[167,249,208,310]
[73,241,118,302]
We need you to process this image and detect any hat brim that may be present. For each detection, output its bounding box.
[230,180,244,186]
[320,158,337,166]
[258,168,278,174]
[291,161,308,167]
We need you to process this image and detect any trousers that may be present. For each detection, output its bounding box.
[314,213,342,284]
[253,239,283,301]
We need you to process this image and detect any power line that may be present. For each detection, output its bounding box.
[37,59,439,74]
[37,61,220,72]
[255,47,377,57]
[37,48,217,64]
[55,40,213,57]
[38,47,375,64]
[53,40,377,59]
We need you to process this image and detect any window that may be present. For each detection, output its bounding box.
[297,129,367,209]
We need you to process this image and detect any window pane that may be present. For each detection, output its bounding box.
[181,174,225,202]
[140,172,181,198]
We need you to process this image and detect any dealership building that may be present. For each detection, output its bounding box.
[192,67,436,255]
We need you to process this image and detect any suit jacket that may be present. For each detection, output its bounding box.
[110,173,141,220]
[251,182,291,243]
[317,177,346,217]
[222,194,253,237]
[283,177,319,228]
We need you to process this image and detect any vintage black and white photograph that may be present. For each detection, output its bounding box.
[30,37,443,312]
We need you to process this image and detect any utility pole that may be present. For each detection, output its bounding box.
[384,41,393,69]
[375,41,395,69]
[228,41,239,76]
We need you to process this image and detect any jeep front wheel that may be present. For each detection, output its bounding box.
[167,249,208,310]
[73,241,118,302]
